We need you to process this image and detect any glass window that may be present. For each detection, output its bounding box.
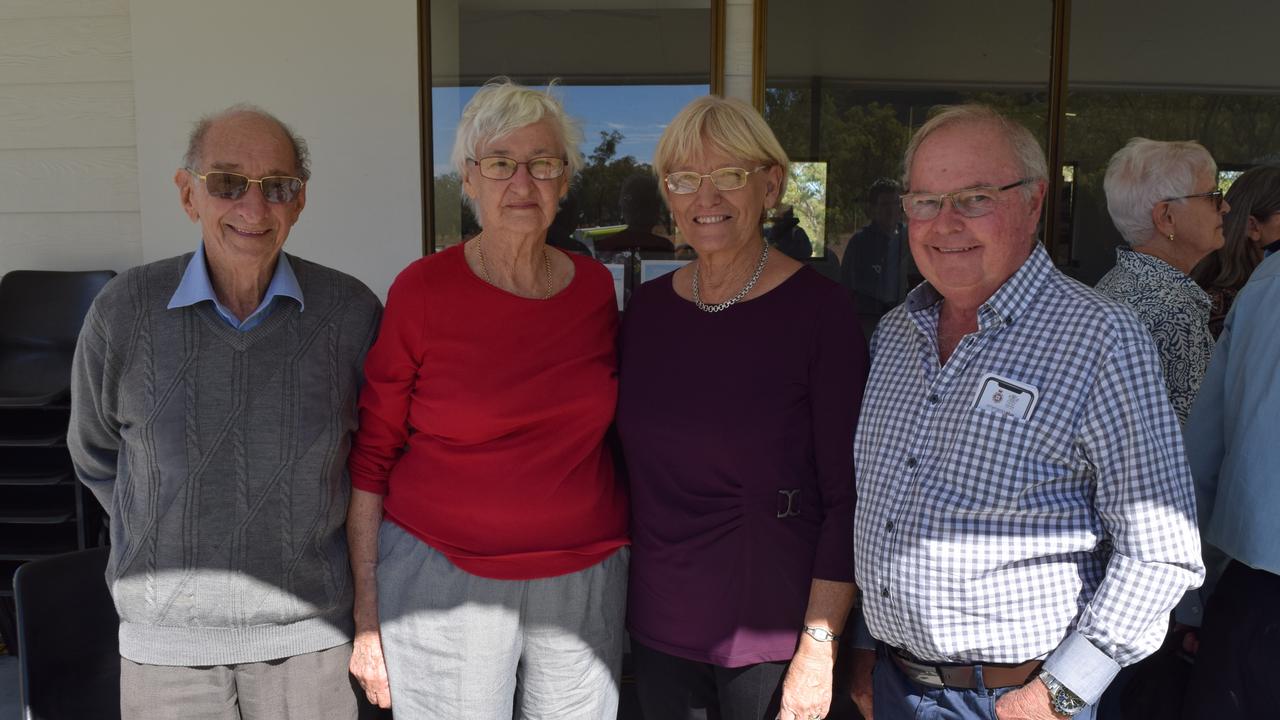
[427,0,718,283]
[763,0,1055,330]
[1061,1,1280,284]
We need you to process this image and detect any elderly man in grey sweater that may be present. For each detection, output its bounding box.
[69,105,381,720]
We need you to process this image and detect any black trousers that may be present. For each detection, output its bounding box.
[1182,560,1280,719]
[631,640,786,720]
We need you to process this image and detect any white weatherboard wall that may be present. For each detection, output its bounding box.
[129,0,422,300]
[0,0,142,277]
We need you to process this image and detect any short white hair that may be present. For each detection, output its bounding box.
[902,104,1048,199]
[450,77,584,178]
[1104,137,1217,247]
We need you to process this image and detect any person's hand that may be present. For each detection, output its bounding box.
[778,641,835,720]
[993,678,1062,720]
[849,648,875,719]
[350,627,392,709]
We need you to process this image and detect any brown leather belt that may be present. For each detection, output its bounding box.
[890,647,1042,690]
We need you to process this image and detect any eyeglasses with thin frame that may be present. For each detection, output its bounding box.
[1160,189,1226,212]
[900,178,1035,221]
[664,166,770,195]
[468,156,568,181]
[186,169,304,204]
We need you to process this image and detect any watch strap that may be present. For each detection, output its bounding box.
[803,625,841,643]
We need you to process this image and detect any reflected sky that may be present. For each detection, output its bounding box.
[431,84,709,176]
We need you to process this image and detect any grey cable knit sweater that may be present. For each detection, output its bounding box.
[69,252,381,666]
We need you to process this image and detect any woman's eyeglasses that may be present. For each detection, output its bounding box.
[664,166,769,195]
[186,169,304,204]
[1161,189,1226,211]
[468,156,568,181]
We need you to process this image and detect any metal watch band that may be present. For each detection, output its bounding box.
[803,625,841,643]
[1038,670,1087,717]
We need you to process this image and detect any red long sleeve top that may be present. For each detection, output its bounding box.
[349,244,628,580]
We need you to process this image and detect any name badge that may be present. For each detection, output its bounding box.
[972,373,1039,420]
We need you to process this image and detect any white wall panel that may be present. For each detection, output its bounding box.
[0,212,140,277]
[0,0,128,19]
[0,16,132,85]
[0,82,135,150]
[129,0,423,301]
[0,148,138,214]
[0,1,141,274]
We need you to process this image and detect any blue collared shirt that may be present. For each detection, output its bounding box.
[1185,250,1280,580]
[854,244,1203,705]
[167,244,304,331]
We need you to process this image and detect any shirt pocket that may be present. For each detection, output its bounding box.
[934,408,1074,513]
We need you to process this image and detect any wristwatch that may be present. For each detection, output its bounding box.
[1038,670,1087,717]
[802,625,840,643]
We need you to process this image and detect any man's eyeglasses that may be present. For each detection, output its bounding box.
[664,166,769,195]
[1160,189,1226,211]
[186,169,304,204]
[900,178,1035,221]
[468,156,568,181]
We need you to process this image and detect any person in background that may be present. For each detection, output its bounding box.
[841,177,907,314]
[69,105,381,720]
[546,191,593,255]
[849,105,1203,720]
[618,95,867,720]
[1095,138,1227,424]
[345,78,628,718]
[1191,165,1280,337]
[1180,233,1280,718]
[768,203,814,261]
[595,172,674,253]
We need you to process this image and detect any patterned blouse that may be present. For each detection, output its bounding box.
[1095,247,1214,424]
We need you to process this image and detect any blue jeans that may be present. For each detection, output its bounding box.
[872,646,1097,720]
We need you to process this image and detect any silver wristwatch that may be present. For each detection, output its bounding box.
[802,625,840,642]
[1038,670,1087,717]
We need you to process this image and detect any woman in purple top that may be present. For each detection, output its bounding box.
[617,95,869,720]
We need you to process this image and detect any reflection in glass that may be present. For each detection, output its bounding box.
[763,0,1054,327]
[428,2,714,255]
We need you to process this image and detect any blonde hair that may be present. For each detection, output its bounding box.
[653,95,790,201]
[450,77,584,178]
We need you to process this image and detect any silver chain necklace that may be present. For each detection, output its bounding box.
[692,238,769,313]
[476,236,553,300]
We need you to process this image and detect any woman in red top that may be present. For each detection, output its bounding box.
[345,78,628,718]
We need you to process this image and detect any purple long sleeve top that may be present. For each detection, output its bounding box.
[617,266,869,667]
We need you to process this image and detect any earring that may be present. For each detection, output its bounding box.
[1168,233,1175,242]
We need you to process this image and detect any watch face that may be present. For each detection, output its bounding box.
[1052,687,1088,714]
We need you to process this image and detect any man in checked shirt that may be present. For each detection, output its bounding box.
[847,105,1204,720]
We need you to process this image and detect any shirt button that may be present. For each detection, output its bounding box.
[905,457,918,469]
[881,585,890,598]
[928,393,939,404]
[885,520,895,532]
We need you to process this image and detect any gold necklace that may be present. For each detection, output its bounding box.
[476,237,553,299]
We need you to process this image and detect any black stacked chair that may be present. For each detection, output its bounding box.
[0,270,115,653]
[13,546,119,720]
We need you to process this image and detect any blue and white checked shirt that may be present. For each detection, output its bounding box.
[854,245,1203,705]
